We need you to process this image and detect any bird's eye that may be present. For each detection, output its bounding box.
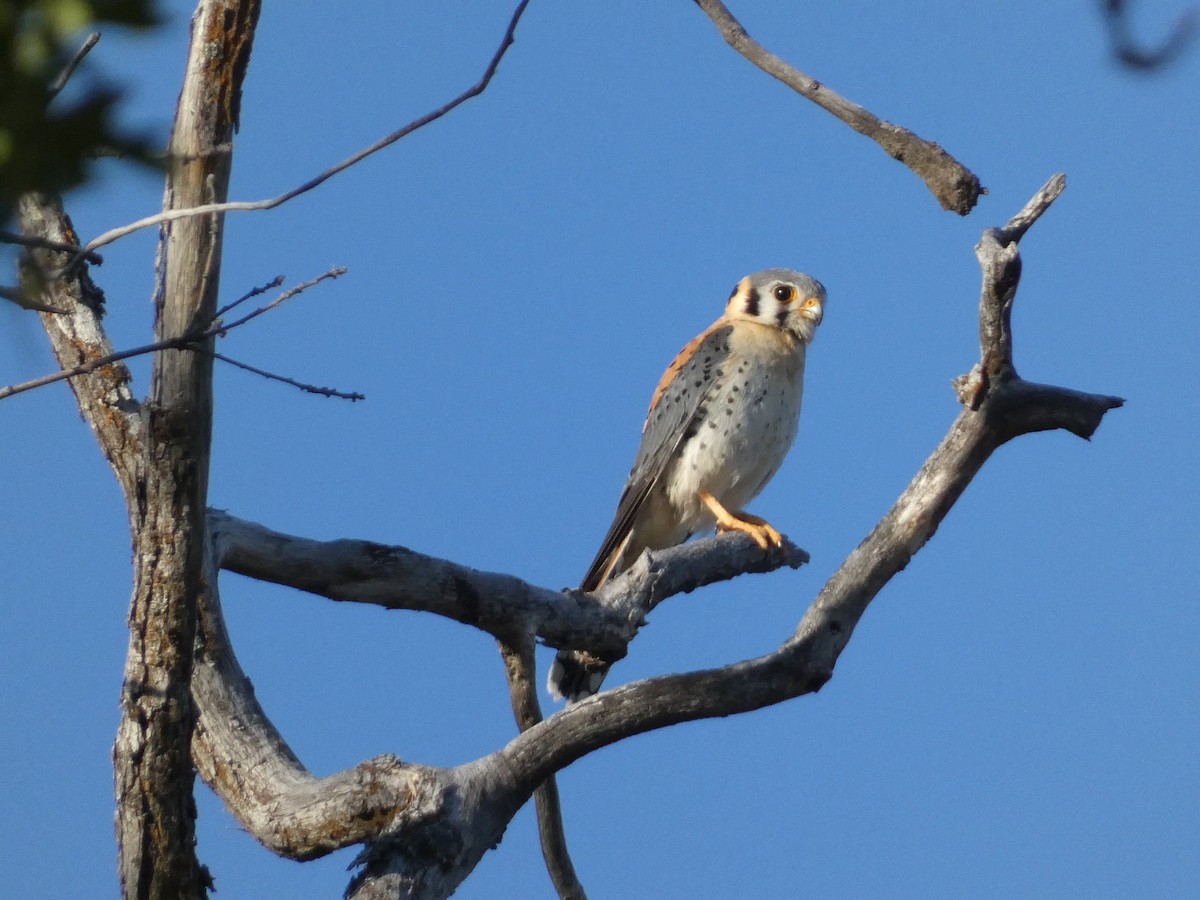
[773,285,796,303]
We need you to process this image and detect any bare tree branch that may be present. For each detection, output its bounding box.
[999,172,1066,243]
[213,274,284,318]
[186,177,1121,898]
[16,194,143,497]
[61,0,533,271]
[208,509,807,658]
[0,282,65,312]
[205,349,365,401]
[213,266,346,333]
[692,0,984,215]
[0,230,103,264]
[195,512,805,898]
[499,639,587,900]
[1,267,347,401]
[191,541,428,861]
[495,175,1122,795]
[48,31,102,98]
[0,334,166,400]
[1102,0,1199,69]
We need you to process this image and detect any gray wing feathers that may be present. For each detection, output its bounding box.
[554,325,735,701]
[578,324,734,591]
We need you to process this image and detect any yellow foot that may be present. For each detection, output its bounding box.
[699,491,784,550]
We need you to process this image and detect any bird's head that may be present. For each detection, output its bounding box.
[725,268,826,345]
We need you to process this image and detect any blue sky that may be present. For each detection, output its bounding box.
[2,2,1197,897]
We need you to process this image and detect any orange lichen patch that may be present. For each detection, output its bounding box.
[60,217,81,246]
[201,0,260,134]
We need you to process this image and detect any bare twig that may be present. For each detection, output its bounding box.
[499,639,587,900]
[0,230,103,265]
[61,0,532,271]
[0,335,167,400]
[214,275,284,319]
[215,267,346,333]
[48,32,101,98]
[692,0,983,214]
[1,267,348,402]
[1102,0,1199,69]
[206,350,365,401]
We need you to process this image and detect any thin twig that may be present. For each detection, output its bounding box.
[205,350,365,401]
[1,267,349,401]
[62,0,532,270]
[214,275,285,320]
[0,334,190,400]
[0,231,103,265]
[692,0,983,215]
[216,267,346,333]
[48,32,101,98]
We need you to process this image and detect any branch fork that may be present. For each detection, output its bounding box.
[20,164,1124,898]
[185,175,1122,900]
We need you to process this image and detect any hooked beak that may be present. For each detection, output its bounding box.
[799,297,824,326]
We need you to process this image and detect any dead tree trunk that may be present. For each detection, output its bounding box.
[19,3,260,897]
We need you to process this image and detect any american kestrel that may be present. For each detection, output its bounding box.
[549,269,826,702]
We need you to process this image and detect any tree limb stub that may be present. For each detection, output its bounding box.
[693,0,984,214]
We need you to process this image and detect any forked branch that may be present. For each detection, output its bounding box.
[498,175,1121,793]
[1,267,350,402]
[193,512,808,898]
[189,178,1121,899]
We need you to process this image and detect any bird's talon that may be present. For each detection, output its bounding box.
[708,499,784,551]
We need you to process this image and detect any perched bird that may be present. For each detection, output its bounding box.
[548,268,826,702]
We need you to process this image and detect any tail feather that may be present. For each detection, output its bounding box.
[547,650,610,703]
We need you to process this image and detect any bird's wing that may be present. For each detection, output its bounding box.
[580,321,734,590]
